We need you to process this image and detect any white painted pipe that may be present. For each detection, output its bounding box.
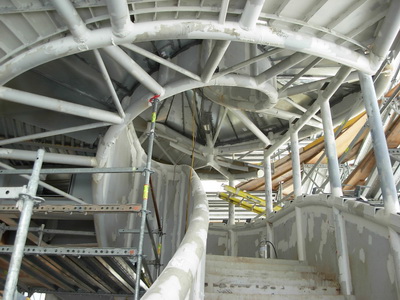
[103,46,165,96]
[0,20,378,85]
[228,108,271,146]
[0,148,97,167]
[0,86,123,124]
[0,122,109,146]
[264,152,273,215]
[52,0,89,42]
[239,0,265,30]
[290,129,302,197]
[320,101,343,197]
[105,0,133,37]
[201,40,231,83]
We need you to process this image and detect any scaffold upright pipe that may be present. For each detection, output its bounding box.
[135,95,160,300]
[3,149,45,300]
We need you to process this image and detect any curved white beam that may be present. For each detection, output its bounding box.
[0,20,377,85]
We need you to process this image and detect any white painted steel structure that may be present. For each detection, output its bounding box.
[0,0,399,299]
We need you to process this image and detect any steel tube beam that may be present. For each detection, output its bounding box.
[358,72,400,214]
[135,99,159,300]
[218,0,230,24]
[257,52,310,84]
[282,97,322,122]
[3,149,45,299]
[0,122,109,146]
[52,0,89,42]
[0,21,378,85]
[105,0,132,37]
[0,148,97,167]
[228,109,271,146]
[264,152,273,215]
[103,46,164,96]
[239,0,265,30]
[279,57,323,93]
[0,166,142,175]
[122,44,201,81]
[213,48,283,80]
[212,107,228,146]
[371,0,400,59]
[259,108,323,129]
[0,162,87,204]
[201,40,231,83]
[320,101,343,197]
[0,87,123,124]
[290,128,302,197]
[295,207,306,261]
[265,66,352,157]
[279,72,358,98]
[93,50,125,118]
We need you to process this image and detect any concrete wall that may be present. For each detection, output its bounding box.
[271,196,399,299]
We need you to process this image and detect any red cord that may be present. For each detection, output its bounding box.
[149,94,160,103]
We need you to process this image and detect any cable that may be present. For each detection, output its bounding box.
[265,240,278,259]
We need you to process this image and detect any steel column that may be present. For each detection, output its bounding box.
[264,151,273,215]
[295,207,306,261]
[3,149,45,299]
[320,101,343,197]
[265,66,352,157]
[290,127,302,197]
[228,178,235,226]
[332,207,353,295]
[358,72,400,214]
[134,97,159,300]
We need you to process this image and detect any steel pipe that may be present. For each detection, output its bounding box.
[201,40,231,83]
[0,122,109,147]
[259,108,323,129]
[105,0,133,37]
[0,87,123,124]
[122,44,201,81]
[290,129,302,197]
[239,0,265,30]
[228,108,271,146]
[135,99,159,300]
[0,148,97,167]
[93,49,126,118]
[264,152,273,215]
[0,162,87,205]
[3,149,45,299]
[52,0,89,42]
[256,52,310,84]
[358,72,400,214]
[371,0,400,59]
[320,101,343,197]
[228,178,235,226]
[265,66,352,157]
[103,46,165,96]
[0,20,379,85]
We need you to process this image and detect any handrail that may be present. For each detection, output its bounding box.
[142,168,209,300]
